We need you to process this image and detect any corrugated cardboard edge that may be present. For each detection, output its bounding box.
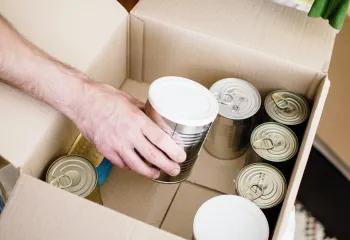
[0,173,185,240]
[130,0,336,84]
[273,77,330,240]
[129,15,145,82]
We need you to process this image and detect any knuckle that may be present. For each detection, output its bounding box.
[153,133,166,146]
[145,148,159,162]
[126,159,139,171]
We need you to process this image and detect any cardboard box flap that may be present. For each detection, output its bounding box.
[101,167,179,227]
[0,0,128,176]
[1,0,127,72]
[273,77,330,240]
[131,0,336,74]
[0,174,184,240]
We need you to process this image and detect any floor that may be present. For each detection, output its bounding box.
[298,148,350,240]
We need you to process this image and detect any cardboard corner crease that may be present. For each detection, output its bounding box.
[0,0,335,240]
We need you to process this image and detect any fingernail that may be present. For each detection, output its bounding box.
[171,166,181,176]
[178,153,186,162]
[153,170,160,179]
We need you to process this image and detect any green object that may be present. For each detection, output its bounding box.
[308,0,350,30]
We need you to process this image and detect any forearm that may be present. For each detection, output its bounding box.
[0,15,89,121]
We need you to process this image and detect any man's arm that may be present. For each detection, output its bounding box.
[0,15,185,178]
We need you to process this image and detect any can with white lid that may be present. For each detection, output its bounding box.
[145,76,219,183]
[264,90,310,138]
[204,78,261,160]
[46,155,103,204]
[193,195,269,240]
[245,122,299,175]
[235,163,287,210]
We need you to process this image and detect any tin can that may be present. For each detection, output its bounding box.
[68,133,113,185]
[0,181,7,215]
[264,90,310,138]
[204,78,261,160]
[245,122,299,175]
[193,195,269,240]
[46,155,103,204]
[145,76,219,183]
[235,163,287,209]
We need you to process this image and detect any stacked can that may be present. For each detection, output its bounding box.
[264,90,310,138]
[193,195,269,240]
[235,163,287,233]
[145,76,219,183]
[204,78,261,160]
[46,155,103,205]
[245,122,299,177]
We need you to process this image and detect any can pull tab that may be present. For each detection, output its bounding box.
[253,138,274,150]
[49,174,73,189]
[272,93,295,112]
[245,185,264,201]
[213,93,234,105]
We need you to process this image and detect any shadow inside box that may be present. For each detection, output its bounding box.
[297,147,350,240]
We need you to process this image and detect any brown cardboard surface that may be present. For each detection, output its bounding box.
[0,174,184,240]
[161,182,221,240]
[274,78,330,240]
[188,149,245,194]
[101,167,179,227]
[318,17,350,169]
[0,0,335,239]
[131,0,335,87]
[0,0,128,176]
[121,78,150,102]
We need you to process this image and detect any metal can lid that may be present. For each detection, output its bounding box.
[193,195,269,240]
[251,122,299,162]
[46,155,97,198]
[209,78,261,120]
[148,76,219,127]
[265,90,310,125]
[236,163,287,209]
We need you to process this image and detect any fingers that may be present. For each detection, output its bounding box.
[103,151,127,169]
[135,137,181,176]
[142,120,186,163]
[120,148,160,179]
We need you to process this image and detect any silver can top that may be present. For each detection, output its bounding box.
[251,122,299,162]
[210,78,261,120]
[46,155,97,198]
[265,90,310,125]
[236,163,287,209]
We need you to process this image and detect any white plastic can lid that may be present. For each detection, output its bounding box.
[148,76,219,126]
[193,195,269,240]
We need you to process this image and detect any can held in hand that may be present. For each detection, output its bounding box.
[193,195,269,240]
[235,163,287,209]
[46,155,103,204]
[145,76,219,183]
[204,78,261,160]
[68,133,113,185]
[264,90,310,137]
[246,122,299,175]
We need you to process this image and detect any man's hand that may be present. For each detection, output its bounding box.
[73,82,186,179]
[0,15,186,179]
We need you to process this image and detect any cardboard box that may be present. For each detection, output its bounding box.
[0,0,335,239]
